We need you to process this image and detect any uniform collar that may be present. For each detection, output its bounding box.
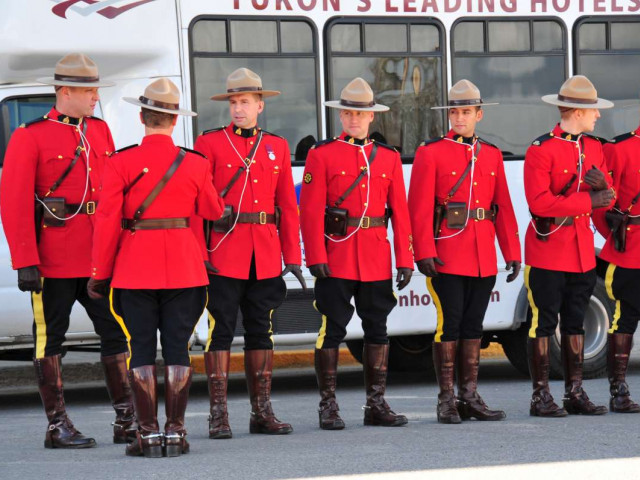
[230,124,259,138]
[552,124,582,141]
[340,132,370,146]
[49,107,83,126]
[141,134,175,146]
[446,130,477,145]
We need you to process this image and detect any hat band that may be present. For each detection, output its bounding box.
[54,73,100,83]
[340,99,376,108]
[139,96,179,111]
[227,86,263,94]
[447,98,483,106]
[557,94,598,105]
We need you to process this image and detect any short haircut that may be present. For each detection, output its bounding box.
[141,107,175,128]
[558,106,576,119]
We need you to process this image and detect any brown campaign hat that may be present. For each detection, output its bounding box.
[542,75,613,109]
[324,77,389,112]
[123,78,196,117]
[37,53,115,87]
[431,79,498,110]
[211,68,280,101]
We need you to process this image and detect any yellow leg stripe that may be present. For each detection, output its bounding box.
[205,309,215,352]
[313,300,327,349]
[109,288,132,369]
[524,266,540,339]
[32,285,46,359]
[609,301,622,334]
[426,277,444,343]
[605,263,616,301]
[190,289,209,363]
[268,309,275,347]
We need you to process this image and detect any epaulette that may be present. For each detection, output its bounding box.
[180,146,206,158]
[109,144,138,156]
[531,133,553,146]
[86,115,106,123]
[200,126,225,136]
[583,133,610,145]
[418,136,445,147]
[310,137,338,150]
[259,128,284,139]
[610,132,635,144]
[478,136,499,149]
[371,140,397,152]
[19,115,49,129]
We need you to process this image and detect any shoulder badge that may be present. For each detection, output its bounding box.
[200,126,225,136]
[179,146,207,158]
[418,136,444,147]
[303,172,313,184]
[583,133,610,145]
[310,137,338,150]
[259,128,284,139]
[531,133,553,146]
[610,132,635,145]
[110,144,138,156]
[20,115,49,129]
[477,136,498,149]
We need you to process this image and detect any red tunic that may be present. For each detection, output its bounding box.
[593,127,640,268]
[299,133,414,282]
[194,125,301,280]
[409,130,521,277]
[524,124,613,273]
[91,134,224,289]
[0,107,114,277]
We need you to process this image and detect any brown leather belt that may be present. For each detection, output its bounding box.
[468,207,496,221]
[235,212,276,225]
[121,218,190,230]
[628,217,640,225]
[552,216,574,226]
[346,215,387,228]
[66,201,97,215]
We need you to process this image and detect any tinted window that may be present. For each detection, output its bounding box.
[365,24,407,52]
[488,22,530,52]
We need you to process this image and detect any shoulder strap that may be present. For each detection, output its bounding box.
[334,144,378,208]
[44,120,88,197]
[444,141,481,204]
[131,149,186,223]
[219,131,263,198]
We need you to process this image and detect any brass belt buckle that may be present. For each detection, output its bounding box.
[360,216,370,229]
[476,207,485,221]
[259,211,267,225]
[86,201,96,215]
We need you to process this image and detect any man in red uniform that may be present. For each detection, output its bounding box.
[592,121,640,414]
[194,68,301,438]
[300,77,413,430]
[409,79,521,424]
[88,78,225,458]
[0,53,135,449]
[524,75,615,417]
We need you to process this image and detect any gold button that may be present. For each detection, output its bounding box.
[51,207,56,212]
[249,141,254,145]
[253,179,258,183]
[227,164,231,168]
[563,169,568,173]
[382,174,386,178]
[252,160,256,164]
[473,182,477,186]
[476,200,480,204]
[274,166,279,170]
[452,171,457,175]
[341,171,345,175]
[467,148,471,152]
[575,144,579,148]
[91,188,96,192]
[628,227,632,231]
[88,167,92,172]
[491,172,495,176]
[254,200,258,204]
[575,216,579,219]
[92,272,96,276]
[361,184,366,188]
[579,180,583,184]
[587,213,590,217]
[474,219,478,222]
[364,202,368,206]
[105,151,110,155]
[57,155,63,159]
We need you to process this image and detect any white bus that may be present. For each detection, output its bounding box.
[2,0,638,378]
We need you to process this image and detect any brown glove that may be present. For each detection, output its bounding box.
[17,266,42,293]
[87,278,111,300]
[309,263,332,279]
[416,257,445,277]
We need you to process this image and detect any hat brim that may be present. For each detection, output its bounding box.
[37,76,115,88]
[431,101,499,110]
[541,94,614,109]
[324,100,389,112]
[211,90,280,101]
[123,97,197,117]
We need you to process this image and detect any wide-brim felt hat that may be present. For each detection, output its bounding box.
[123,78,197,116]
[431,79,498,109]
[542,75,613,109]
[37,53,115,87]
[324,77,389,112]
[211,68,280,101]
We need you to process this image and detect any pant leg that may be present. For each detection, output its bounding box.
[31,278,77,358]
[75,277,128,356]
[240,275,287,350]
[206,275,245,351]
[524,266,565,338]
[559,269,597,335]
[354,279,397,345]
[159,287,207,367]
[112,289,160,369]
[459,275,497,340]
[314,277,357,349]
[427,273,466,342]
[604,263,640,335]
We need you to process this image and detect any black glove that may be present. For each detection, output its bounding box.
[17,266,42,293]
[395,268,412,290]
[416,257,445,277]
[282,264,307,291]
[309,263,331,279]
[584,166,608,191]
[87,277,111,300]
[589,188,615,209]
[505,260,521,283]
[204,260,219,275]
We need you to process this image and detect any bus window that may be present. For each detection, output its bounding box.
[0,95,55,165]
[452,18,567,158]
[575,17,640,139]
[325,18,446,157]
[189,17,320,160]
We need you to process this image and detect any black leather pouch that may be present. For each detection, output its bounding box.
[324,207,348,236]
[42,197,65,227]
[445,202,467,229]
[213,205,235,233]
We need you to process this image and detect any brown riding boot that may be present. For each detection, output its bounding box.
[608,333,640,413]
[35,355,96,449]
[204,350,232,439]
[125,365,163,458]
[562,334,607,415]
[456,339,506,421]
[164,365,192,457]
[363,343,408,427]
[101,352,137,443]
[245,349,293,435]
[315,348,345,430]
[433,341,461,424]
[528,337,567,417]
